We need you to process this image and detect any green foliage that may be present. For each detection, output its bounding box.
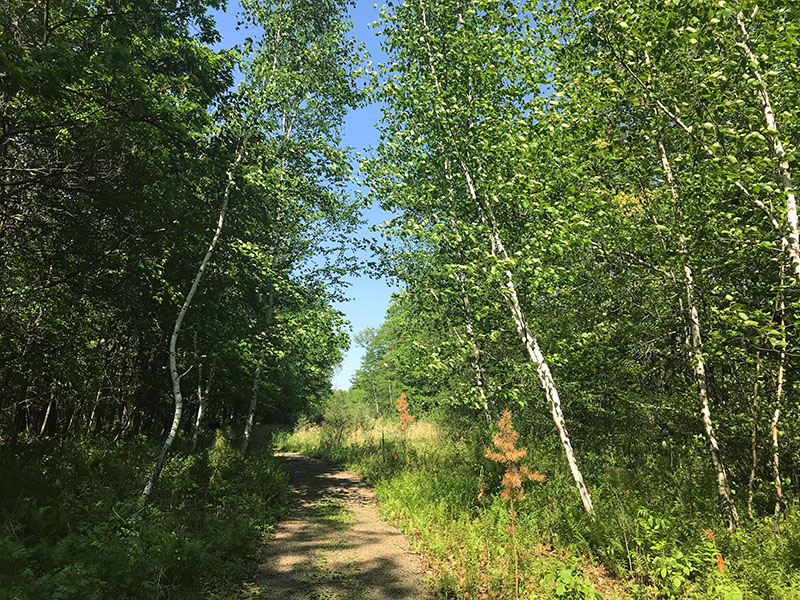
[0,0,362,455]
[546,561,603,600]
[0,438,288,599]
[285,405,800,599]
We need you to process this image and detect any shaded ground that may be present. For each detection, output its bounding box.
[244,452,431,600]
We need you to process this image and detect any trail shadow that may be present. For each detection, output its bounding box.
[245,453,429,600]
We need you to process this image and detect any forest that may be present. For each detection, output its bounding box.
[2,0,799,598]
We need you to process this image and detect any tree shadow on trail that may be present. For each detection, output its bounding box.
[244,452,429,600]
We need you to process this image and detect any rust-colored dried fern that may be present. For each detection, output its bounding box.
[396,392,414,464]
[486,410,544,599]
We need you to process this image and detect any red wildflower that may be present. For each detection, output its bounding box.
[717,554,724,575]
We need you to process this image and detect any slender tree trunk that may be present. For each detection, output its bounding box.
[191,393,205,452]
[65,402,79,436]
[243,281,275,454]
[772,259,787,535]
[242,361,263,454]
[39,393,54,436]
[770,398,786,535]
[748,352,761,518]
[438,206,494,420]
[659,139,738,531]
[444,181,494,421]
[142,142,246,503]
[415,0,593,515]
[191,363,210,453]
[457,270,494,421]
[735,11,800,283]
[86,387,101,434]
[688,264,739,531]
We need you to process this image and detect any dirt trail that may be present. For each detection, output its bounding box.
[245,452,431,600]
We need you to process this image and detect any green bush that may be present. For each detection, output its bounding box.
[0,436,288,600]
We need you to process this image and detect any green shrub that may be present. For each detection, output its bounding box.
[0,437,288,599]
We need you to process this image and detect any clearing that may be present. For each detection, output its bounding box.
[245,452,431,600]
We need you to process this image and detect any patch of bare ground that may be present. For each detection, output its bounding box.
[244,452,431,600]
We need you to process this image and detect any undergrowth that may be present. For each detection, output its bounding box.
[277,416,800,600]
[0,429,288,599]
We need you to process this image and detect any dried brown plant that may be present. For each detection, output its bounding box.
[396,392,414,464]
[486,410,545,599]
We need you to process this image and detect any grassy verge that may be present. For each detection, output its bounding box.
[277,419,799,600]
[0,430,288,600]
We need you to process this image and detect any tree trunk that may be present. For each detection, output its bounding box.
[142,142,246,503]
[659,139,738,531]
[65,402,79,436]
[39,393,54,436]
[243,283,275,454]
[86,387,101,434]
[444,180,494,421]
[748,352,761,519]
[735,11,800,283]
[415,0,593,515]
[191,363,210,453]
[242,361,263,454]
[457,270,494,421]
[772,395,785,535]
[772,262,787,535]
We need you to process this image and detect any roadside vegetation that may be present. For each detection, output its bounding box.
[0,430,287,600]
[279,394,799,599]
[4,0,800,598]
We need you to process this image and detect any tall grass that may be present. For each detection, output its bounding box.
[279,414,800,599]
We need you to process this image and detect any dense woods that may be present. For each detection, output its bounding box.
[3,0,800,598]
[1,0,361,596]
[0,0,361,450]
[364,0,800,532]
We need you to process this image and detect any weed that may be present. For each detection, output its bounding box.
[396,392,415,465]
[0,437,289,599]
[308,499,355,531]
[485,410,545,600]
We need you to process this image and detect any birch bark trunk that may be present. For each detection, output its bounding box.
[443,171,494,420]
[191,364,207,453]
[39,393,54,436]
[456,270,495,421]
[659,140,739,531]
[86,388,100,434]
[748,353,761,519]
[242,361,263,454]
[243,270,276,453]
[735,11,800,283]
[142,142,246,503]
[772,365,785,534]
[416,0,593,515]
[772,259,787,535]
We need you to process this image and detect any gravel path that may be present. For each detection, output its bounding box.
[245,452,431,600]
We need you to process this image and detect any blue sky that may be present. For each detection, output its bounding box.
[211,1,397,390]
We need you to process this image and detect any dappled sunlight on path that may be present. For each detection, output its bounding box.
[245,452,430,600]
